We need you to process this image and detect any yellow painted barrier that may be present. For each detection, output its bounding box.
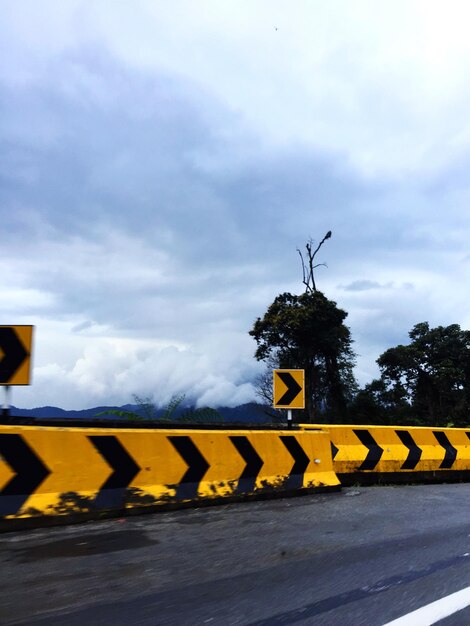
[0,425,339,520]
[301,424,470,478]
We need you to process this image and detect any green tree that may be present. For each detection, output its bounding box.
[349,378,412,425]
[352,322,470,426]
[376,322,470,426]
[249,290,357,422]
[250,234,357,422]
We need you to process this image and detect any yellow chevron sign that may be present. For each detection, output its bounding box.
[0,326,33,385]
[273,369,305,409]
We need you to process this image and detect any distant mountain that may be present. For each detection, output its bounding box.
[7,402,280,425]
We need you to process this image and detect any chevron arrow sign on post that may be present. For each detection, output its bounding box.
[273,369,305,409]
[0,326,33,385]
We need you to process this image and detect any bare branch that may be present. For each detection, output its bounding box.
[298,231,332,292]
[297,248,307,286]
[310,230,332,262]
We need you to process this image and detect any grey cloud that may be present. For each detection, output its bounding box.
[339,280,415,292]
[1,48,374,252]
[71,320,95,333]
[0,48,374,331]
[1,43,469,408]
[341,280,390,292]
[3,46,439,289]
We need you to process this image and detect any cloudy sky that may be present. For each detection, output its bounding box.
[1,1,469,410]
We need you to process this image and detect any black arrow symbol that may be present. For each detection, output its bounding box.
[396,430,422,470]
[280,436,310,489]
[0,434,50,517]
[0,327,29,383]
[433,431,458,469]
[276,372,302,406]
[353,430,384,471]
[331,442,339,461]
[89,436,140,509]
[168,436,210,500]
[229,436,264,493]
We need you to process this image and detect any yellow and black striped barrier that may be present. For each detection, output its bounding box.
[0,425,339,522]
[2,421,469,525]
[301,424,470,482]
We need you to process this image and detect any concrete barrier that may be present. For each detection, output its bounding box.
[0,425,339,521]
[301,424,470,482]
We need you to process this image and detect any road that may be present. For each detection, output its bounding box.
[0,483,469,625]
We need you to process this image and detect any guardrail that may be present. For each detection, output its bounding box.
[2,421,469,527]
[0,424,339,523]
[301,424,470,483]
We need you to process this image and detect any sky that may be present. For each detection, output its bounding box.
[1,1,469,410]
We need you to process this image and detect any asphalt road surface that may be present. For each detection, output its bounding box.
[1,483,469,625]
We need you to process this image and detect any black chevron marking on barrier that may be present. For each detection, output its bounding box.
[229,436,264,493]
[0,434,50,517]
[396,430,422,470]
[277,372,302,406]
[89,436,140,509]
[353,430,384,471]
[280,436,310,490]
[0,327,29,383]
[168,436,210,500]
[331,442,339,461]
[433,431,458,469]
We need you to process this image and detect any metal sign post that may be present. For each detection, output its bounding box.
[2,385,10,417]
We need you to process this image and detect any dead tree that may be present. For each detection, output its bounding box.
[297,231,332,292]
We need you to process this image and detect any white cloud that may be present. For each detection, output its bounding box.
[14,338,259,410]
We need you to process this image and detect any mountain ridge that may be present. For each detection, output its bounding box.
[6,402,277,424]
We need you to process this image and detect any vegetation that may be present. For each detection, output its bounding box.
[250,233,469,427]
[250,291,357,422]
[250,234,357,422]
[351,322,470,426]
[96,394,224,423]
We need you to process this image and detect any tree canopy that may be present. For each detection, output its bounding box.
[249,290,356,421]
[352,322,470,426]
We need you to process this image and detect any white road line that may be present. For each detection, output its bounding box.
[383,586,470,626]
